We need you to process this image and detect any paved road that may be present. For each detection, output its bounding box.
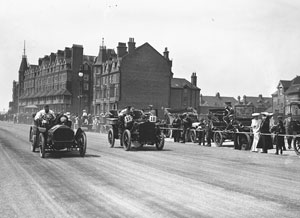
[0,121,300,218]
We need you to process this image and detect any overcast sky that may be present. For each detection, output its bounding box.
[1,0,300,112]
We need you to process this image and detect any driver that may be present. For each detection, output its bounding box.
[34,105,56,125]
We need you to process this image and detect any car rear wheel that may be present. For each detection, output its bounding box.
[108,129,115,148]
[39,133,45,158]
[237,133,251,150]
[122,129,131,151]
[294,137,300,155]
[189,129,197,143]
[214,131,223,147]
[78,132,87,157]
[156,133,165,150]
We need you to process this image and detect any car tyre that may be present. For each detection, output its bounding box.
[294,137,300,155]
[122,129,131,151]
[189,129,197,143]
[156,133,165,150]
[108,128,115,148]
[39,133,46,158]
[214,131,223,147]
[78,132,87,157]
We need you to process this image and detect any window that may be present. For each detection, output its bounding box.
[84,74,89,81]
[84,83,89,91]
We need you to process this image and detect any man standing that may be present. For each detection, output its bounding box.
[181,113,192,143]
[172,114,181,142]
[283,113,293,149]
[251,113,261,152]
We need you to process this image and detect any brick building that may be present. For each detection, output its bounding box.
[170,72,200,110]
[272,76,300,116]
[198,92,238,115]
[93,38,173,118]
[236,94,272,113]
[17,44,95,115]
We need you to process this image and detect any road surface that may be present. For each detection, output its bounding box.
[0,121,300,218]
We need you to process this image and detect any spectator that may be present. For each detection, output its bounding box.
[181,113,192,143]
[205,115,213,147]
[257,112,273,153]
[197,118,206,146]
[283,113,293,149]
[271,115,285,155]
[172,114,181,142]
[251,113,261,152]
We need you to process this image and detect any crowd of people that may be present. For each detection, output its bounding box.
[251,112,296,155]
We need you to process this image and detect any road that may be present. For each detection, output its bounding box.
[0,121,300,218]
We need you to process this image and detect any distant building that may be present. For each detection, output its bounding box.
[272,76,300,116]
[272,80,291,114]
[170,72,200,110]
[236,94,272,113]
[199,92,238,114]
[92,38,174,118]
[17,44,95,115]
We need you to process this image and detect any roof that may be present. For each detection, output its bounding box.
[279,80,292,88]
[55,89,72,96]
[240,96,272,108]
[285,84,300,94]
[171,78,200,90]
[200,95,238,107]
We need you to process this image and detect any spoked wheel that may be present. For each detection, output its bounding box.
[108,129,115,148]
[293,137,300,155]
[122,129,131,151]
[156,133,165,150]
[214,131,223,147]
[29,127,36,152]
[39,133,46,158]
[78,132,87,157]
[237,133,251,150]
[189,129,197,143]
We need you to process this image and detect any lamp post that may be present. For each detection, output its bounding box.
[78,70,84,117]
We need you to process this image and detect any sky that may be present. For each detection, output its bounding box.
[1,0,300,112]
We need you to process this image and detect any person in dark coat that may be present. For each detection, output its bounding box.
[172,114,181,142]
[205,115,213,147]
[257,112,273,153]
[181,113,192,143]
[271,115,285,155]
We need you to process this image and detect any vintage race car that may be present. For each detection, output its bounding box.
[29,113,87,158]
[107,109,165,151]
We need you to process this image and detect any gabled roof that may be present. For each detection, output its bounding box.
[286,84,300,94]
[200,95,238,107]
[240,96,272,108]
[279,80,292,88]
[171,78,200,90]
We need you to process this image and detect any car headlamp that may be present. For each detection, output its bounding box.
[60,116,67,123]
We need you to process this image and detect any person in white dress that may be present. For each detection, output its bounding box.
[251,113,261,152]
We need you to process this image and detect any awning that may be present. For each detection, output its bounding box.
[24,104,38,109]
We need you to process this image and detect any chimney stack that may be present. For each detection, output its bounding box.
[117,42,127,57]
[191,72,197,87]
[163,47,169,60]
[128,38,135,54]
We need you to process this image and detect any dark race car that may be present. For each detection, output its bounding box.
[107,109,165,151]
[29,113,87,158]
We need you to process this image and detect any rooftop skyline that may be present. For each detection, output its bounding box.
[1,0,300,112]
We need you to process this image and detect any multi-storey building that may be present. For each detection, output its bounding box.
[17,44,95,115]
[170,72,200,110]
[272,76,300,116]
[93,38,174,118]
